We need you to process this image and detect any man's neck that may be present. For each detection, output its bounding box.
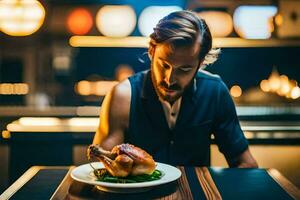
[160,96,182,108]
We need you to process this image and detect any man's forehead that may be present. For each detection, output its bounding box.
[156,41,201,60]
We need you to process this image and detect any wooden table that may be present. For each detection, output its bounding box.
[1,166,299,200]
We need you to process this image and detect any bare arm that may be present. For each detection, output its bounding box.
[92,79,131,150]
[227,148,258,168]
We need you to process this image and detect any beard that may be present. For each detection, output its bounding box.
[150,69,183,103]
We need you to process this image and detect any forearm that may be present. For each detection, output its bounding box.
[92,129,104,145]
[236,160,258,168]
[93,129,125,151]
[227,148,258,168]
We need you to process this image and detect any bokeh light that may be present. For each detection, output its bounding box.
[197,11,233,37]
[259,68,300,100]
[76,80,91,96]
[0,83,29,95]
[0,0,45,36]
[268,68,281,92]
[67,8,93,35]
[230,85,242,98]
[96,5,136,37]
[115,64,134,81]
[138,6,182,37]
[233,6,277,39]
[291,86,300,99]
[260,80,270,92]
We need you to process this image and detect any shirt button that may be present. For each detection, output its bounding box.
[170,140,174,145]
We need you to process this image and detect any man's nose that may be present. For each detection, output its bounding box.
[164,68,176,86]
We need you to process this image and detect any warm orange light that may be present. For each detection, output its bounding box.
[19,117,60,126]
[291,86,300,99]
[268,68,281,92]
[69,36,149,47]
[230,85,242,98]
[275,14,283,26]
[277,75,290,96]
[260,79,270,92]
[0,0,45,36]
[197,11,233,37]
[76,80,91,95]
[0,83,29,95]
[96,5,136,37]
[75,80,119,96]
[67,8,93,35]
[260,68,300,100]
[1,130,11,139]
[68,117,99,127]
[115,64,134,81]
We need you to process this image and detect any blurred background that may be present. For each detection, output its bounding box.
[0,0,300,193]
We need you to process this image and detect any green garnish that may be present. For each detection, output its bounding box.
[93,169,162,183]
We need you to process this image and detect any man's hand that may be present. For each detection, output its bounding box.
[228,148,258,168]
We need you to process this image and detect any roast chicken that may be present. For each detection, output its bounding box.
[88,144,156,177]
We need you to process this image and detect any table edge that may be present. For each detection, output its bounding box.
[0,166,71,200]
[267,168,300,200]
[50,166,75,200]
[2,166,300,200]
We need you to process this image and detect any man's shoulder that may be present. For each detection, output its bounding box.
[112,79,131,100]
[196,69,221,82]
[108,79,131,122]
[128,70,148,83]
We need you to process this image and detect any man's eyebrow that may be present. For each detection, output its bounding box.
[158,57,194,69]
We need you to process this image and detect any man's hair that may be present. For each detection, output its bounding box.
[149,10,220,68]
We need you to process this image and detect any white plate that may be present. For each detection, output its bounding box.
[71,162,181,193]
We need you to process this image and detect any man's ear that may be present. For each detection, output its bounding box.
[148,44,155,60]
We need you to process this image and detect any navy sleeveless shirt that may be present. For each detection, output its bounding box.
[127,70,248,166]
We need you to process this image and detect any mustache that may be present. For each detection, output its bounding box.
[159,81,181,90]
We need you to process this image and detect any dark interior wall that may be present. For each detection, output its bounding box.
[1,46,299,106]
[0,58,24,105]
[74,46,300,89]
[207,47,300,89]
[74,47,149,80]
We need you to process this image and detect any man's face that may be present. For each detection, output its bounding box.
[150,41,201,103]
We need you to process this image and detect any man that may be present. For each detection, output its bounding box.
[92,10,258,168]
